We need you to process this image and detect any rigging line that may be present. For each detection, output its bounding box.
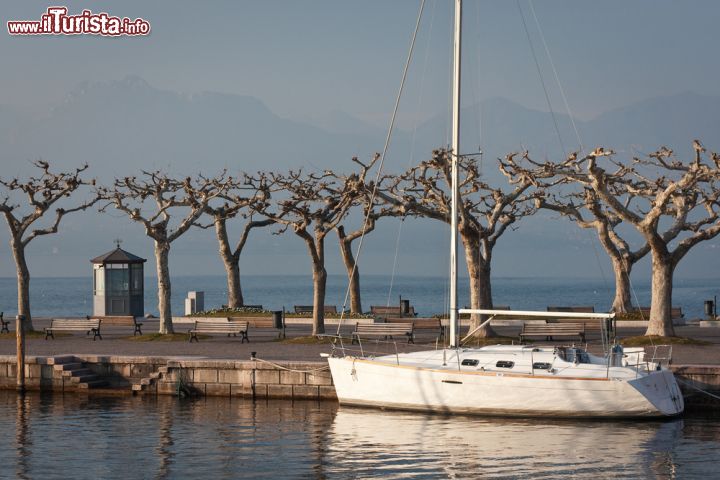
[522,0,611,299]
[515,0,567,157]
[336,0,427,335]
[528,0,584,153]
[387,0,438,307]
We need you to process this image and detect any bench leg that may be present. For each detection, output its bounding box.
[1,323,8,334]
[93,329,102,341]
[45,330,54,340]
[189,332,198,343]
[134,324,142,336]
[241,331,249,344]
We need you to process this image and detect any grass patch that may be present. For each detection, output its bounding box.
[280,336,336,345]
[125,333,201,342]
[619,335,711,346]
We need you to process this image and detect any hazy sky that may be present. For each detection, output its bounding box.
[2,1,719,124]
[1,0,719,281]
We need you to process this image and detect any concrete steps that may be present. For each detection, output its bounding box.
[132,366,166,393]
[53,359,108,389]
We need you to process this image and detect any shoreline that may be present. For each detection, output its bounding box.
[1,354,719,410]
[2,319,720,407]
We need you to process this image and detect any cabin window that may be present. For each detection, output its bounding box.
[533,362,552,370]
[495,360,514,369]
[461,359,479,367]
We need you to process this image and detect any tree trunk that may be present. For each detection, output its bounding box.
[610,258,633,313]
[338,233,362,314]
[311,235,327,335]
[155,241,174,334]
[11,237,34,332]
[312,263,327,336]
[645,250,675,337]
[215,217,243,308]
[461,234,496,337]
[298,230,327,335]
[224,261,243,309]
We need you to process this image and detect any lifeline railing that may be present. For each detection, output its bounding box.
[615,344,674,379]
[321,334,443,366]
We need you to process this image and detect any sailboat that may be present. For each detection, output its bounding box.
[325,0,684,417]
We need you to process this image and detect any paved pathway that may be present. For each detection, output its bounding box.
[2,318,720,365]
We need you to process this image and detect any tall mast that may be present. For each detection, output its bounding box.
[449,0,462,348]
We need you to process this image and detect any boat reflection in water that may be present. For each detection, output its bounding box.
[322,407,699,478]
[3,392,720,479]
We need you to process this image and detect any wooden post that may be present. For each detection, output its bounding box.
[16,314,26,392]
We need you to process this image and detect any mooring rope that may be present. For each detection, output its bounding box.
[675,377,720,401]
[254,357,330,374]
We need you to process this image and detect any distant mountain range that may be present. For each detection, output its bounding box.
[1,76,718,278]
[2,76,718,177]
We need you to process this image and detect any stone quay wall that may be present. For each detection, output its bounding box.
[0,354,719,406]
[0,355,335,400]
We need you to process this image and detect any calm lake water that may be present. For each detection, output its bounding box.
[0,274,718,319]
[1,391,719,479]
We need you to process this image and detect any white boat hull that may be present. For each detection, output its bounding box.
[328,355,684,418]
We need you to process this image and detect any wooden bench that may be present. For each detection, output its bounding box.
[293,305,338,315]
[230,316,286,339]
[386,317,443,340]
[188,320,249,343]
[547,306,595,313]
[635,307,684,320]
[0,312,8,334]
[45,318,102,340]
[352,322,414,344]
[370,305,417,318]
[87,315,143,335]
[519,322,585,343]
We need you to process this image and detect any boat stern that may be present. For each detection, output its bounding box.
[628,369,684,416]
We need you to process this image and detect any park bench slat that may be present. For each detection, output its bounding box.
[188,320,249,343]
[352,322,414,344]
[229,316,286,339]
[386,317,444,340]
[635,307,684,319]
[519,322,585,343]
[293,305,338,314]
[370,305,417,318]
[45,318,102,340]
[86,315,143,335]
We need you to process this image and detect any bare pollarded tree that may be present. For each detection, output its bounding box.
[549,143,720,336]
[248,158,376,335]
[378,149,554,337]
[536,187,649,313]
[0,161,97,331]
[99,171,230,334]
[336,213,376,315]
[199,180,274,309]
[331,155,388,314]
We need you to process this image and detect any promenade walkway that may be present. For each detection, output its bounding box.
[1,318,720,365]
